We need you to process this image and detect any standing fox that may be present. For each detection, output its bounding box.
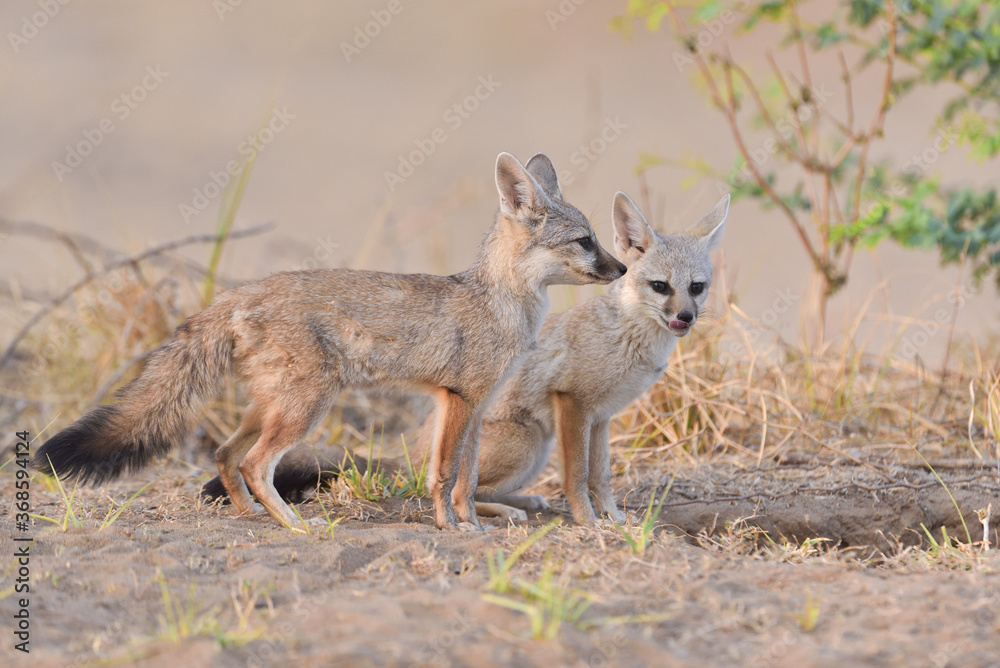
[34,152,626,531]
[204,191,728,524]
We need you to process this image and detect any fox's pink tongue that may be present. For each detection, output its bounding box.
[669,320,690,332]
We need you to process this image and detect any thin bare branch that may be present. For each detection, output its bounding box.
[0,217,234,282]
[719,58,827,277]
[723,54,806,166]
[766,53,811,165]
[829,132,862,168]
[663,4,831,281]
[851,0,896,225]
[765,53,822,217]
[838,50,855,133]
[0,222,275,370]
[825,171,845,225]
[788,1,822,161]
[0,219,119,269]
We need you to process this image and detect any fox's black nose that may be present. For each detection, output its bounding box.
[615,261,627,277]
[677,310,694,323]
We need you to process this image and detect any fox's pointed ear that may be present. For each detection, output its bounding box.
[525,153,563,201]
[613,191,657,262]
[687,193,729,251]
[496,152,546,221]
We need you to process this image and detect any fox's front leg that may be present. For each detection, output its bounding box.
[553,392,598,524]
[452,415,483,528]
[589,419,626,523]
[427,388,475,529]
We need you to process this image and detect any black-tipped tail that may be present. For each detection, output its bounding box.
[34,303,233,485]
[200,475,229,503]
[272,459,344,504]
[201,445,368,504]
[34,405,171,484]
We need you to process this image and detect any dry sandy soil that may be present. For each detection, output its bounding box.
[2,454,999,668]
[2,2,1000,667]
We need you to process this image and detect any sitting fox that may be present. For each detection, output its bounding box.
[204,191,728,524]
[35,152,626,531]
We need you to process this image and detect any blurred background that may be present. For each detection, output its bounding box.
[1,0,996,391]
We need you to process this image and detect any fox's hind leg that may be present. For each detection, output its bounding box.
[481,494,549,512]
[474,494,550,522]
[473,418,551,522]
[239,399,331,532]
[215,403,263,514]
[475,501,527,521]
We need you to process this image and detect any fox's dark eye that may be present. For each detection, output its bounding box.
[690,282,705,295]
[576,237,594,252]
[650,280,672,295]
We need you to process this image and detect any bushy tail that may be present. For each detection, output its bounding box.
[200,445,361,504]
[200,445,401,504]
[34,307,233,484]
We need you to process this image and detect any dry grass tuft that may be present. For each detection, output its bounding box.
[612,288,1000,473]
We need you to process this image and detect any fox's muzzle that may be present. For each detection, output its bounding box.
[668,309,695,336]
[593,256,627,283]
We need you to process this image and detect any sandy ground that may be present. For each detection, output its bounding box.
[2,456,999,667]
[3,2,1000,666]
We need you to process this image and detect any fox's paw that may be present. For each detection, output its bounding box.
[457,521,485,532]
[235,502,267,516]
[606,508,627,524]
[305,516,335,528]
[496,506,528,522]
[520,495,550,511]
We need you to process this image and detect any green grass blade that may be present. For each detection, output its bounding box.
[916,451,972,544]
[201,113,262,303]
[99,482,152,530]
